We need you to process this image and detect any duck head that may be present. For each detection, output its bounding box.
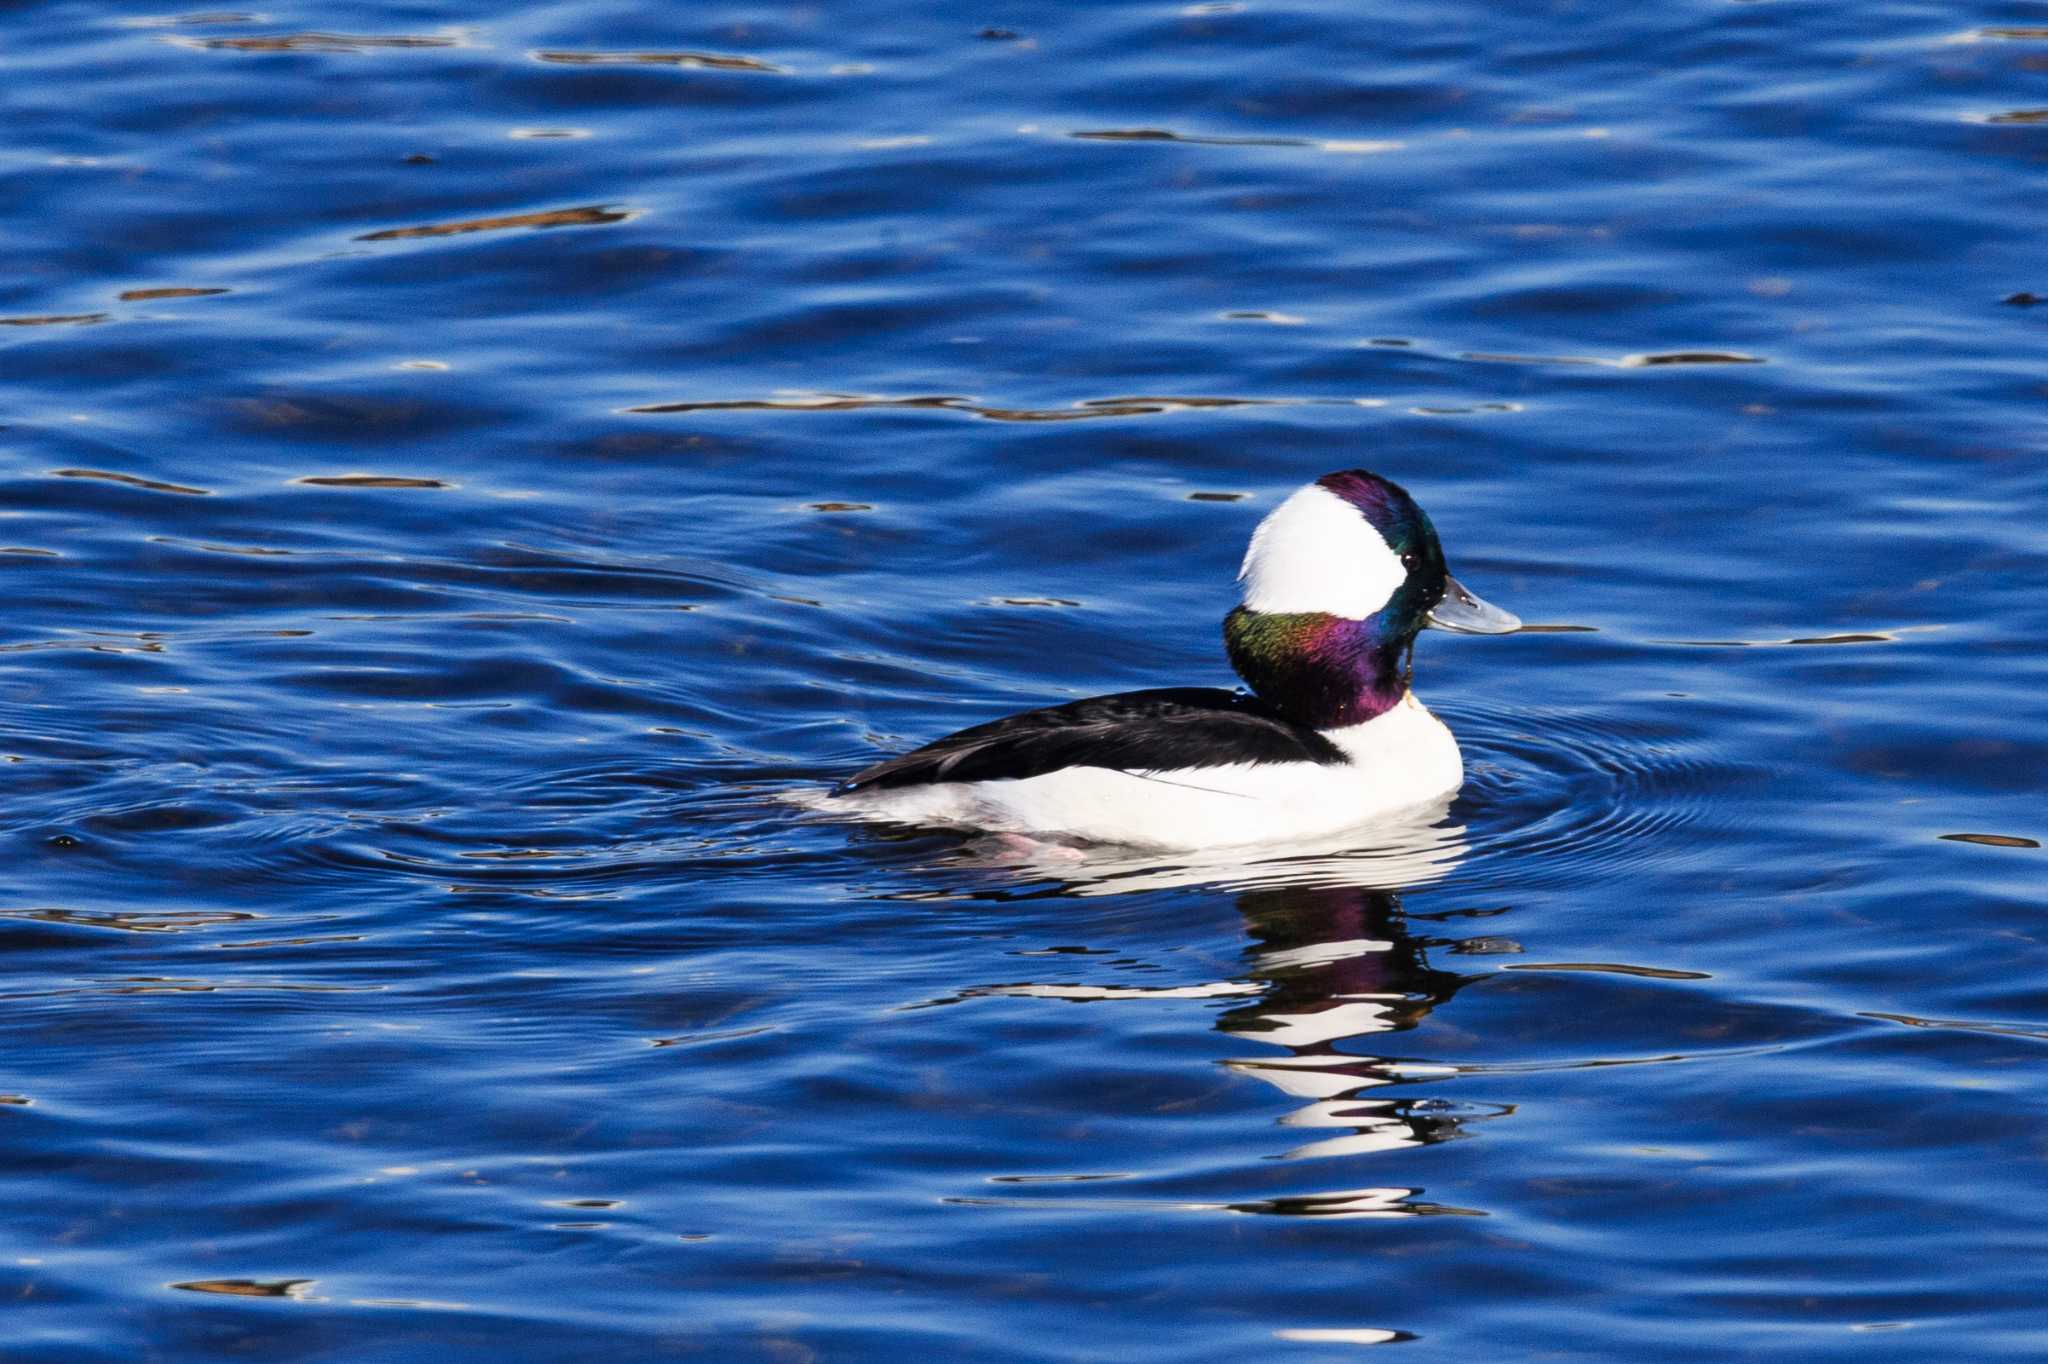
[1223,469,1517,728]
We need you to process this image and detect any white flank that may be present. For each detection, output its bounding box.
[1237,483,1405,619]
[820,692,1461,851]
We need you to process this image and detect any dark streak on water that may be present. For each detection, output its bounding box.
[5,0,2048,1360]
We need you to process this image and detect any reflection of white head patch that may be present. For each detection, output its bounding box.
[1238,484,1405,619]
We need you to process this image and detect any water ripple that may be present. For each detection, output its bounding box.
[6,0,2046,1355]
[530,49,782,73]
[1451,699,1767,886]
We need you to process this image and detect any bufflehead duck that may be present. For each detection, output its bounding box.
[822,469,1518,849]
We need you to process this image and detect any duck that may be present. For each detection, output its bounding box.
[818,469,1519,850]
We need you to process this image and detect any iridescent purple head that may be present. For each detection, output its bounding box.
[1225,469,1517,728]
[1235,469,1452,636]
[1310,470,1450,634]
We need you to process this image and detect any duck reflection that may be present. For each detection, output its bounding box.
[956,802,1508,1177]
[1221,880,1485,1160]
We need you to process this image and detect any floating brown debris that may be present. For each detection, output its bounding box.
[169,31,457,52]
[969,403,1163,422]
[1462,351,1607,367]
[1503,962,1711,980]
[1984,109,2048,124]
[1938,833,2040,849]
[1072,128,1306,146]
[1186,491,1248,502]
[631,394,962,415]
[0,635,165,656]
[1619,351,1764,367]
[294,475,448,489]
[806,501,872,512]
[1,313,107,327]
[172,1278,314,1298]
[996,597,1080,607]
[1667,625,1941,648]
[1461,349,1764,368]
[1861,1010,2048,1040]
[0,1095,28,1106]
[530,49,782,73]
[0,547,59,557]
[2003,292,2044,307]
[628,392,1328,422]
[50,468,210,495]
[356,205,632,241]
[1078,395,1283,409]
[8,908,259,934]
[119,286,229,301]
[1947,26,2048,42]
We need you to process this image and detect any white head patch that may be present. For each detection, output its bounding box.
[1237,483,1405,619]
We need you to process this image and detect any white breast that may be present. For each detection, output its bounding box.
[821,692,1462,850]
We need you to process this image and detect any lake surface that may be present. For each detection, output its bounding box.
[6,1,2047,1358]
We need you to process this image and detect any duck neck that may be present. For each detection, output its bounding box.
[1223,606,1413,730]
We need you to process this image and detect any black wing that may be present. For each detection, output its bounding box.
[836,687,1346,794]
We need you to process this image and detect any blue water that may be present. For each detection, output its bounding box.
[6,1,2047,1358]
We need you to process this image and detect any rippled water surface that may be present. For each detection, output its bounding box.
[7,1,2048,1358]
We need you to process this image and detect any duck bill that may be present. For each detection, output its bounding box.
[1426,574,1520,634]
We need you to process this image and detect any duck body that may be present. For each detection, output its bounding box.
[829,686,1461,849]
[819,469,1517,851]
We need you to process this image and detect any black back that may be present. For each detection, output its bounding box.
[836,687,1348,794]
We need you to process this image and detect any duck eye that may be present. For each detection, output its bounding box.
[1399,551,1419,571]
